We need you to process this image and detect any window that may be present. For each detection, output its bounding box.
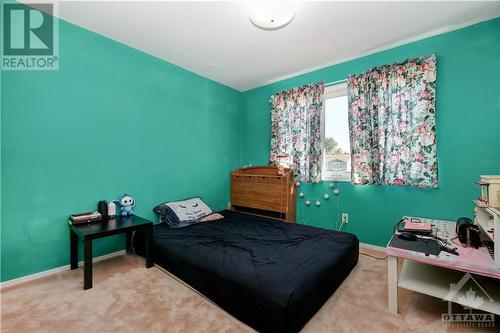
[322,82,351,181]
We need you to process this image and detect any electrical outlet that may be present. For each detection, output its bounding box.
[342,213,349,224]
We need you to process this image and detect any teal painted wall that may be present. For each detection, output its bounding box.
[1,19,241,281]
[240,18,500,247]
[2,15,499,282]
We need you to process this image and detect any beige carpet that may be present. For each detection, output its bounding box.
[1,249,497,333]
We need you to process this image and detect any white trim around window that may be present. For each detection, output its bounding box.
[324,82,348,99]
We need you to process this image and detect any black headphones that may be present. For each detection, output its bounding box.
[456,217,481,248]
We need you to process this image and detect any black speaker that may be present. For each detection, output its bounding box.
[98,200,108,220]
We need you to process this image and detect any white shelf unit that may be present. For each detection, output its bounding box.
[398,260,500,315]
[474,200,500,268]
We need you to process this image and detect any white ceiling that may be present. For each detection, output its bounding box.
[54,1,499,91]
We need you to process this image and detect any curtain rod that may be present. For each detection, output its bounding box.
[324,78,347,87]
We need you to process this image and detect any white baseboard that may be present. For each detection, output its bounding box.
[0,250,126,290]
[360,242,386,252]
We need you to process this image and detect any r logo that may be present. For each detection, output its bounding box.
[3,3,54,56]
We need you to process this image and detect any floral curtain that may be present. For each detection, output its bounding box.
[347,54,438,187]
[269,82,324,182]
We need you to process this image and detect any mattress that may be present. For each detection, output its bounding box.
[134,210,359,333]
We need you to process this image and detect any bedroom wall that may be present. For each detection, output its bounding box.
[240,18,500,247]
[1,19,241,281]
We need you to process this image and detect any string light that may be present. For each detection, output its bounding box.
[297,181,337,207]
[296,181,343,231]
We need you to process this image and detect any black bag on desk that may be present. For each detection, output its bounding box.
[388,236,441,256]
[456,217,481,248]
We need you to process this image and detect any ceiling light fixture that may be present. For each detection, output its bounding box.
[249,5,295,31]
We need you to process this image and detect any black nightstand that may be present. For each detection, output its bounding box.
[69,215,153,290]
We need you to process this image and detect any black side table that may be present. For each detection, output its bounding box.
[69,215,153,290]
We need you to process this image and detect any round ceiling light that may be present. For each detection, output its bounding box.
[249,7,295,31]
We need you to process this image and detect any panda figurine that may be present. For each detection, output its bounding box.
[119,194,135,216]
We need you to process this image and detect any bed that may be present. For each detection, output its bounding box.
[134,209,359,333]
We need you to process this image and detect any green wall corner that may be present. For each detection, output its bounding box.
[1,15,499,282]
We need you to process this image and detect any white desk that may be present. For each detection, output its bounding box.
[387,217,500,315]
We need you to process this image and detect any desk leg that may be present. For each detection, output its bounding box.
[70,230,78,270]
[388,256,399,313]
[83,239,93,290]
[145,225,153,268]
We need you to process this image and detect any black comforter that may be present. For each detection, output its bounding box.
[135,210,359,333]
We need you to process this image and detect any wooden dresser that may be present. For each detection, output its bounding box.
[230,166,296,222]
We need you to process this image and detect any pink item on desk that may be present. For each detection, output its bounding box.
[404,220,432,232]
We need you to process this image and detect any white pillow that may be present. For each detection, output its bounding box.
[153,197,214,228]
[166,197,213,221]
